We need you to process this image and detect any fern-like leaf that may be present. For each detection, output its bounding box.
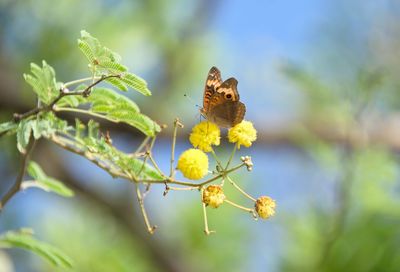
[77,31,152,96]
[105,77,128,91]
[120,73,151,96]
[23,61,62,104]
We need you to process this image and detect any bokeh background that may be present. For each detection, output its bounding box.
[1,0,400,271]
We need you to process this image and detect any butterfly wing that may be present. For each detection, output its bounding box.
[208,101,246,128]
[201,67,246,127]
[203,66,222,111]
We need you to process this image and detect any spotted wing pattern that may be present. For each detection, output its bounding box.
[203,66,222,111]
[201,66,246,127]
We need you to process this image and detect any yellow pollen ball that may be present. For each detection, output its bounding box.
[228,120,257,149]
[189,121,220,152]
[177,148,209,180]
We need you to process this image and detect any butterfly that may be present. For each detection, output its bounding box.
[200,66,246,128]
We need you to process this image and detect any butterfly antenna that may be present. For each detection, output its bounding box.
[184,93,201,109]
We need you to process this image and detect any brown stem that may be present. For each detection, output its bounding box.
[13,75,120,122]
[0,138,36,210]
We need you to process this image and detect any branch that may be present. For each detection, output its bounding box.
[47,134,128,180]
[35,143,190,272]
[46,133,246,189]
[0,137,36,210]
[13,75,120,122]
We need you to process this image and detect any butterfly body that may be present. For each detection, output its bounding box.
[200,67,246,128]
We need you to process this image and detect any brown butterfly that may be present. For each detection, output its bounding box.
[200,66,246,128]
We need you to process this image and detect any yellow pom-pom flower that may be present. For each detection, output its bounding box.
[228,120,257,148]
[255,196,276,219]
[202,185,225,208]
[189,121,220,152]
[177,148,209,180]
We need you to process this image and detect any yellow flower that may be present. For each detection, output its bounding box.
[228,120,257,148]
[177,148,208,180]
[255,196,276,219]
[189,121,220,152]
[202,185,225,208]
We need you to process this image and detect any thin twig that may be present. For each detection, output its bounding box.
[170,118,182,178]
[142,183,152,199]
[165,186,198,191]
[224,198,254,214]
[135,136,150,154]
[226,176,256,202]
[13,75,121,122]
[0,138,36,210]
[135,183,157,234]
[63,77,97,88]
[49,132,246,190]
[210,149,224,171]
[225,143,237,170]
[201,188,215,235]
[47,134,127,179]
[197,163,245,186]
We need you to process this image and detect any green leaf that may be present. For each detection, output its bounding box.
[87,119,100,139]
[77,39,96,64]
[120,73,151,96]
[17,119,33,153]
[0,121,18,135]
[78,30,121,70]
[105,76,128,91]
[89,88,139,113]
[77,31,152,96]
[26,161,74,197]
[108,110,161,137]
[98,61,128,73]
[85,88,159,136]
[0,229,73,268]
[74,118,85,139]
[23,61,62,104]
[30,113,70,141]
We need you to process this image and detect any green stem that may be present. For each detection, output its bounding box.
[170,119,180,178]
[211,149,224,171]
[63,77,97,88]
[134,136,150,154]
[197,163,245,186]
[225,143,237,170]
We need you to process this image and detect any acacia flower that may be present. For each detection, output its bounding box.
[189,121,220,152]
[255,196,276,219]
[177,148,208,180]
[202,185,225,208]
[228,120,257,148]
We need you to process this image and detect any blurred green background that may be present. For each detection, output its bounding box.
[1,0,400,271]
